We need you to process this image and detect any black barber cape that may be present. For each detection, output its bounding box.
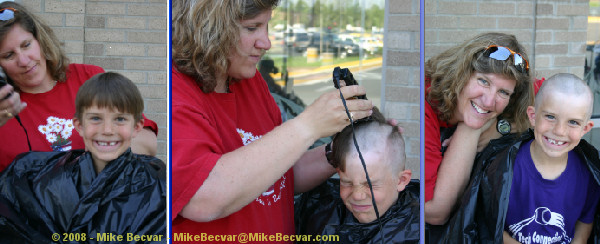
[295,178,420,244]
[0,149,166,243]
[429,130,600,244]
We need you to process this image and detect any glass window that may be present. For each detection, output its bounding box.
[260,0,385,117]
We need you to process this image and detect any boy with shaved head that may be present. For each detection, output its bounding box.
[502,73,600,243]
[295,108,419,243]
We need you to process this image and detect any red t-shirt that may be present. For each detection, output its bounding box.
[0,64,158,171]
[424,83,453,202]
[171,67,294,240]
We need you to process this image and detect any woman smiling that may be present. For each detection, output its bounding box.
[424,32,533,225]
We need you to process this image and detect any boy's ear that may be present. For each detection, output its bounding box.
[73,117,83,137]
[132,118,144,137]
[396,169,412,192]
[526,106,536,127]
[582,120,594,136]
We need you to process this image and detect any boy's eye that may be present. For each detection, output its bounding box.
[246,27,257,31]
[545,114,555,120]
[568,120,580,126]
[116,116,127,122]
[2,53,13,60]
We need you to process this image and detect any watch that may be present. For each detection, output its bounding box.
[325,142,333,164]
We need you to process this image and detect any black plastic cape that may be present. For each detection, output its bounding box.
[295,178,420,244]
[0,149,166,243]
[428,130,600,243]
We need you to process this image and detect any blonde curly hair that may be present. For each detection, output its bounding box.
[172,0,279,93]
[426,32,534,132]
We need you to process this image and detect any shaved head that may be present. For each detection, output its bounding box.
[535,73,593,120]
[331,107,406,175]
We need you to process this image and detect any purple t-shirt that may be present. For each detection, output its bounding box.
[504,140,600,243]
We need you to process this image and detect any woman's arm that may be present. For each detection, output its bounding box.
[293,144,336,193]
[571,221,592,244]
[131,127,158,156]
[425,120,494,225]
[179,85,372,222]
[503,231,520,244]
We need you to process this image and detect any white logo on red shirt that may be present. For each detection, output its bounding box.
[237,128,287,206]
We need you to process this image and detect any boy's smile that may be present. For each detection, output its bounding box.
[74,105,143,172]
[527,92,593,163]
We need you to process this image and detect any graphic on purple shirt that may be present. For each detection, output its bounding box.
[504,139,600,244]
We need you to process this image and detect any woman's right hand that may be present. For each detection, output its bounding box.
[477,118,503,152]
[0,84,27,127]
[296,85,373,141]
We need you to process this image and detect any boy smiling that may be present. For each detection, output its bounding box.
[503,73,600,243]
[73,73,145,173]
[0,72,165,242]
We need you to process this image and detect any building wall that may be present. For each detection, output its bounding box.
[384,0,420,178]
[20,0,168,162]
[423,0,589,80]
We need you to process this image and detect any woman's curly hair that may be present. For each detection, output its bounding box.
[426,32,534,132]
[172,0,279,93]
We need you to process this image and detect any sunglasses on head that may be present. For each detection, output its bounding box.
[483,45,529,73]
[0,8,15,21]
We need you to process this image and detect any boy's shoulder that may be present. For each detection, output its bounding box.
[513,137,600,182]
[127,153,167,179]
[5,150,84,177]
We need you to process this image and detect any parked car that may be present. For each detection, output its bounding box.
[284,32,310,53]
[357,37,382,55]
[306,33,360,58]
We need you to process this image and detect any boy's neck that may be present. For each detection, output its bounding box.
[93,161,107,174]
[529,142,568,180]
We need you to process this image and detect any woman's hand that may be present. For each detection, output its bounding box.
[0,84,27,127]
[477,118,503,152]
[295,85,373,141]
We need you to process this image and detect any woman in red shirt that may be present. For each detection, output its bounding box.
[0,2,158,170]
[171,0,373,240]
[425,33,533,225]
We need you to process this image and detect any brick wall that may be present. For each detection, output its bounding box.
[423,0,589,80]
[384,0,420,178]
[20,0,168,162]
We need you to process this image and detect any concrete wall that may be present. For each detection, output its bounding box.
[383,0,420,178]
[20,0,168,162]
